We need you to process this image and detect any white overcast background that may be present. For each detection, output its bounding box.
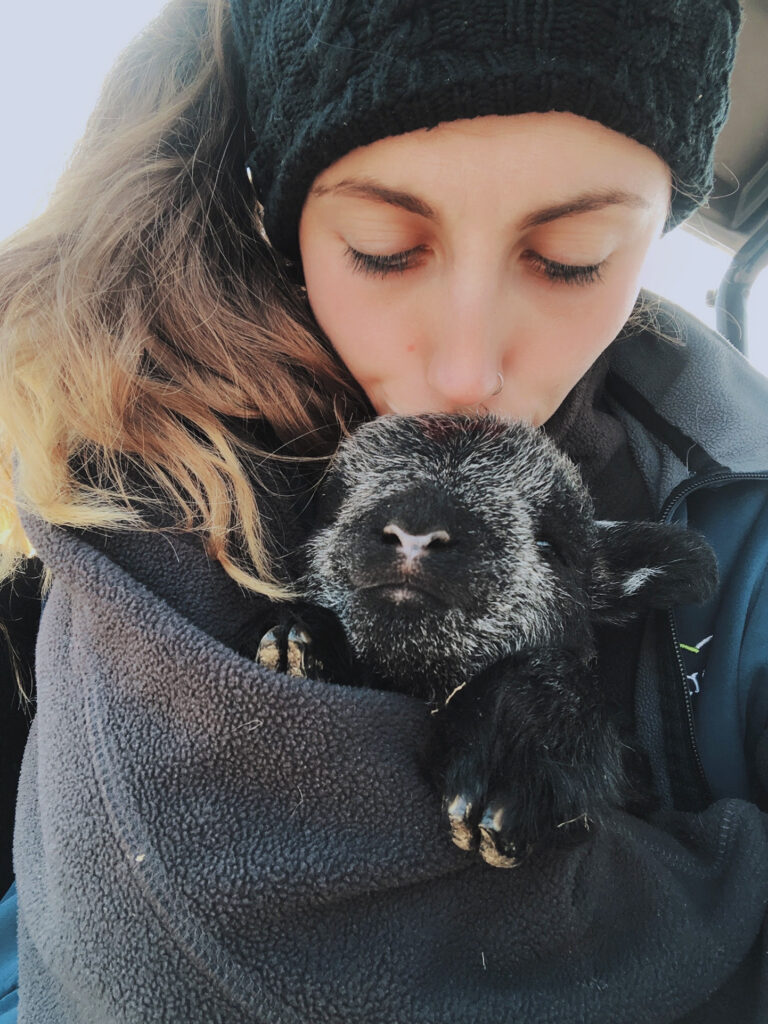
[2,1,766,376]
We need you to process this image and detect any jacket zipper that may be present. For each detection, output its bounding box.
[657,469,768,798]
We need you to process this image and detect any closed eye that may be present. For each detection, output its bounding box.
[345,244,604,286]
[345,245,428,277]
[536,538,568,565]
[525,252,604,286]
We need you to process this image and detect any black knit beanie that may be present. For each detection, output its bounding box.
[229,0,742,260]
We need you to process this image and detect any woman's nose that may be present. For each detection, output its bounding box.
[426,286,505,408]
[428,356,500,409]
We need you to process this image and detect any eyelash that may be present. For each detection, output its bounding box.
[344,245,605,286]
[525,252,605,286]
[345,245,427,278]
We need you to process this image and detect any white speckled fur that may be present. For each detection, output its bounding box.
[621,567,663,596]
[303,415,595,693]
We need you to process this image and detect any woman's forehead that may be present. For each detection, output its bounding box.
[309,112,672,217]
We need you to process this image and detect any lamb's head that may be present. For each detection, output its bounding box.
[303,414,718,697]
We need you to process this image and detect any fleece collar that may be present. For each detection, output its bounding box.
[609,291,768,478]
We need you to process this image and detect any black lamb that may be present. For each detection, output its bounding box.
[242,414,718,868]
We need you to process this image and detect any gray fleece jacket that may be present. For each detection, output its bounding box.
[13,294,768,1023]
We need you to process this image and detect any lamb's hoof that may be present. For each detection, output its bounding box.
[445,796,527,869]
[254,624,323,679]
[286,625,315,677]
[478,806,529,868]
[254,628,280,671]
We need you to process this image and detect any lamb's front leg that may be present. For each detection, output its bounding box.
[430,651,629,867]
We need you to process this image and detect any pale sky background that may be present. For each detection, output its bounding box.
[2,1,766,377]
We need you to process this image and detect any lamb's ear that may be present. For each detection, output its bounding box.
[590,521,719,624]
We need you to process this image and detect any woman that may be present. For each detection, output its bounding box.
[2,0,768,1021]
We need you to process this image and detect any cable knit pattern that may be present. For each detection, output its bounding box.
[228,0,742,257]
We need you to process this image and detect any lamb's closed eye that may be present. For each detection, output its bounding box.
[253,413,718,866]
[535,536,566,566]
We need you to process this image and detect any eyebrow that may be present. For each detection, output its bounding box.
[309,177,651,228]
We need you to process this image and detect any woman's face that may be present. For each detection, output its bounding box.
[298,112,671,425]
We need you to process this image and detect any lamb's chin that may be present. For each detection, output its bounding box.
[337,596,477,693]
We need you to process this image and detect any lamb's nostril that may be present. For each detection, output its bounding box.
[382,523,451,559]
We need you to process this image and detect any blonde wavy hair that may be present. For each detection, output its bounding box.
[0,0,367,598]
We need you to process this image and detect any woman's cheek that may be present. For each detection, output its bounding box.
[541,258,643,357]
[512,279,638,419]
[310,279,416,383]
